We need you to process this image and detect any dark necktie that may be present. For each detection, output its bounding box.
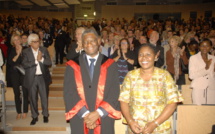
[89,58,96,81]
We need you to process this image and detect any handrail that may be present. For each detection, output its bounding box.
[0,81,6,130]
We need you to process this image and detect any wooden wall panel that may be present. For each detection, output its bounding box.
[177,105,215,134]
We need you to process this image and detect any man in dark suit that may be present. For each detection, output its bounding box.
[63,29,121,134]
[66,27,85,60]
[54,24,67,64]
[149,30,164,68]
[22,33,52,125]
[24,24,36,35]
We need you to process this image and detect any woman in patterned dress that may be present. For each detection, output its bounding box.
[119,43,183,134]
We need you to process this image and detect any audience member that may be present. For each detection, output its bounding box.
[54,24,67,64]
[7,34,28,119]
[166,36,188,85]
[189,38,215,105]
[66,27,85,60]
[112,38,135,84]
[22,34,52,125]
[149,31,164,68]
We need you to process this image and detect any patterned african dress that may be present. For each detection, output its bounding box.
[119,67,183,134]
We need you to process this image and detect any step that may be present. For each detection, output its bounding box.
[4,111,125,134]
[51,75,64,80]
[52,79,64,85]
[52,67,66,71]
[49,91,63,98]
[4,111,70,132]
[49,84,63,91]
[38,98,65,111]
[52,70,66,74]
[54,64,67,68]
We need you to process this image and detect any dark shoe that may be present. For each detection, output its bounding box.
[30,117,38,125]
[43,116,49,123]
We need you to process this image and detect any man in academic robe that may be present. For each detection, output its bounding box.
[63,29,121,134]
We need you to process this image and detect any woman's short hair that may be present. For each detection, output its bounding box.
[28,33,39,45]
[10,34,21,46]
[168,35,181,45]
[138,43,157,55]
[200,38,212,46]
[119,38,130,50]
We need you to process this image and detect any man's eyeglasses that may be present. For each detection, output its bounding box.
[31,40,40,43]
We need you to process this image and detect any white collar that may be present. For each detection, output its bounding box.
[86,52,99,66]
[31,47,39,53]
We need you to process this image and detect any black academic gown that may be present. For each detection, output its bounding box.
[63,53,120,134]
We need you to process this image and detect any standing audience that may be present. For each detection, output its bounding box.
[22,34,52,125]
[7,34,28,119]
[166,36,188,85]
[189,38,215,105]
[112,38,135,84]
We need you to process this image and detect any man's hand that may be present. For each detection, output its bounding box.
[84,111,100,126]
[86,122,97,130]
[76,41,82,52]
[37,51,43,61]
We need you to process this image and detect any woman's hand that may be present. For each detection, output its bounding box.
[180,46,185,56]
[117,50,121,57]
[122,52,127,60]
[142,122,157,134]
[16,45,22,56]
[129,120,143,134]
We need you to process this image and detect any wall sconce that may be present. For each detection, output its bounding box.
[93,12,96,16]
[84,14,88,17]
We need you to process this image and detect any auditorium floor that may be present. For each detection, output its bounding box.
[3,110,70,134]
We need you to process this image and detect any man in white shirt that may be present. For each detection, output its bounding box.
[22,34,52,125]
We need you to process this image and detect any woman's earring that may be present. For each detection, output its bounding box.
[154,58,158,61]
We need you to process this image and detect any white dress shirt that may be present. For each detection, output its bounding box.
[31,48,44,75]
[82,52,104,117]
